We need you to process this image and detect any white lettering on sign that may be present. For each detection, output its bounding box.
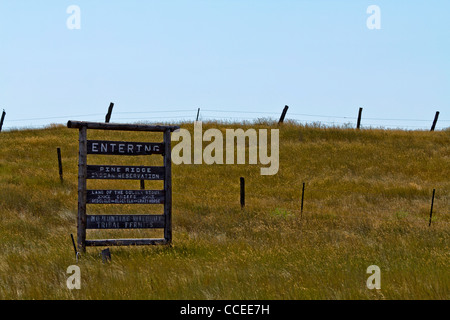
[87,165,164,180]
[86,190,164,204]
[88,140,161,154]
[87,215,164,229]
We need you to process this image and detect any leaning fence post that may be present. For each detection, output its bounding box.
[429,189,436,227]
[0,109,5,132]
[105,102,114,123]
[196,108,200,121]
[357,107,363,129]
[278,105,289,124]
[430,111,440,131]
[70,234,79,262]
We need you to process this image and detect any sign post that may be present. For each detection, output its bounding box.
[68,120,179,252]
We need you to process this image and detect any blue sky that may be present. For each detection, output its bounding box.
[0,0,449,130]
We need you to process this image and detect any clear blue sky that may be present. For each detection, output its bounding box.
[1,0,449,130]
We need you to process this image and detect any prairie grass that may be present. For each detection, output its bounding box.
[0,122,448,299]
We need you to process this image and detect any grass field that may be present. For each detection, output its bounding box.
[0,121,448,299]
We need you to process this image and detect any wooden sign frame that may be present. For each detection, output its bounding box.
[67,120,179,252]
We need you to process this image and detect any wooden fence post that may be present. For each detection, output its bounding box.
[105,102,114,123]
[163,129,173,244]
[240,177,245,209]
[430,111,440,131]
[429,189,436,227]
[278,105,289,124]
[301,182,305,217]
[57,147,63,183]
[0,110,5,132]
[77,125,88,252]
[357,107,363,129]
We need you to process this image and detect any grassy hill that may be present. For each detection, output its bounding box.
[0,121,448,299]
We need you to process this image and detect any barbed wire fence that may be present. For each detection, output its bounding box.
[0,106,448,131]
[1,105,443,226]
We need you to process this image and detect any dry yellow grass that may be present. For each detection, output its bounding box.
[0,121,448,299]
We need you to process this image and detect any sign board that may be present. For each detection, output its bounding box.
[68,120,179,252]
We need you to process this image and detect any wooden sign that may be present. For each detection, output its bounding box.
[86,165,164,180]
[68,120,179,252]
[87,190,164,204]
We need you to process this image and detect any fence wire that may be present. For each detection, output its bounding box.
[2,108,448,131]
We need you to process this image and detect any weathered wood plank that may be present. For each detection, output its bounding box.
[87,140,164,155]
[86,214,165,229]
[85,238,168,246]
[86,189,164,204]
[86,165,164,180]
[67,120,180,132]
